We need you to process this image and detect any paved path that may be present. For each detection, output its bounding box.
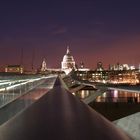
[114,112,140,140]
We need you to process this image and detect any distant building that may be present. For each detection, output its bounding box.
[96,62,104,71]
[75,69,108,81]
[122,64,129,70]
[129,65,135,70]
[5,65,24,74]
[80,61,84,68]
[61,46,76,74]
[109,63,130,71]
[41,58,47,72]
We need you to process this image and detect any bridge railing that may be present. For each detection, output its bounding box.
[0,76,49,108]
[0,75,57,125]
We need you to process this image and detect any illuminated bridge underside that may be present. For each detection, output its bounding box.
[0,77,131,140]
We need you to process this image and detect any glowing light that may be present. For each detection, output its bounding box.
[114,90,118,98]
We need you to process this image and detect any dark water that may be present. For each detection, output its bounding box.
[75,89,140,121]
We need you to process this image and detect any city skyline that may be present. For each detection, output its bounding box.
[1,46,140,71]
[0,0,140,69]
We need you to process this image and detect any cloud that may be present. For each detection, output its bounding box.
[51,27,68,35]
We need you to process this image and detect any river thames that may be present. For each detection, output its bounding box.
[75,89,140,121]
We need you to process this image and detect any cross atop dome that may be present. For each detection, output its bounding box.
[66,46,70,54]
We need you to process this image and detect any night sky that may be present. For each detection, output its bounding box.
[0,0,140,70]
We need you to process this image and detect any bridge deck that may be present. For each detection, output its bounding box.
[0,77,131,140]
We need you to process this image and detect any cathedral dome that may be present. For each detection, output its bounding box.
[62,48,74,62]
[61,47,75,71]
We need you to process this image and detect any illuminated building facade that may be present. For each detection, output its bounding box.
[109,63,135,71]
[75,68,140,85]
[5,65,24,74]
[61,47,76,74]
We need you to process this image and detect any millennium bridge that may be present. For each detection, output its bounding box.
[0,74,139,139]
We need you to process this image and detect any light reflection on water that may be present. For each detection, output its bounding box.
[75,89,140,103]
[75,90,91,99]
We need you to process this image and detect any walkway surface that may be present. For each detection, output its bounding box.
[114,112,140,140]
[0,77,131,140]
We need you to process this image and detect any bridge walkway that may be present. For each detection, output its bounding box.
[0,76,131,140]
